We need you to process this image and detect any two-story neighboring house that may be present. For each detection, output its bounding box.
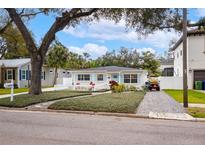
[171,29,205,89]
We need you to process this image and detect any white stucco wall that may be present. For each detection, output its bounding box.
[71,70,148,90]
[159,77,183,89]
[173,43,183,77]
[173,34,205,89]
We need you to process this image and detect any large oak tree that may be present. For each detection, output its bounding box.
[4,8,183,95]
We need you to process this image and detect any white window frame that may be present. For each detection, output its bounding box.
[7,69,13,80]
[78,74,90,81]
[124,74,138,83]
[21,70,26,80]
[97,74,104,81]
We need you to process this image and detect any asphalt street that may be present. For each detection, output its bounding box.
[0,109,205,145]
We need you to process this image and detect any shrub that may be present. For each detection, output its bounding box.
[0,83,4,88]
[125,85,137,91]
[109,80,118,90]
[129,85,137,91]
[113,84,125,93]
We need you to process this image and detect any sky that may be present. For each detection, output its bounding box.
[27,8,205,59]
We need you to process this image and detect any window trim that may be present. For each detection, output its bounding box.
[97,74,104,81]
[124,74,138,84]
[21,70,26,80]
[78,74,90,81]
[7,69,13,80]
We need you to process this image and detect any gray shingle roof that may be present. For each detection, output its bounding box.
[0,58,30,67]
[72,66,144,72]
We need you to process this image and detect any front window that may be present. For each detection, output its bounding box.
[78,74,90,81]
[97,74,104,81]
[124,74,130,83]
[131,74,138,83]
[124,74,138,83]
[21,70,26,80]
[7,69,13,80]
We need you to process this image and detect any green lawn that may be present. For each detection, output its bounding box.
[0,88,28,95]
[164,90,205,104]
[188,107,205,118]
[48,92,145,113]
[0,90,91,108]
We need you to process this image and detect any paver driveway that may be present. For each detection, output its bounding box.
[137,91,185,116]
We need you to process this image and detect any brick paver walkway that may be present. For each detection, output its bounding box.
[137,91,185,116]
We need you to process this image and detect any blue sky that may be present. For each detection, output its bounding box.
[27,8,205,59]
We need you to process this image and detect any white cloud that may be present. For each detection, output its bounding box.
[64,19,180,50]
[134,48,156,54]
[196,9,205,17]
[68,43,108,59]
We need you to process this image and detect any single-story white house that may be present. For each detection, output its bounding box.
[0,59,148,90]
[160,29,205,89]
[0,58,70,88]
[68,66,148,91]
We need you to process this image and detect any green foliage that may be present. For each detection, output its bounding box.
[164,90,205,104]
[94,48,141,68]
[125,85,137,91]
[113,84,125,93]
[0,90,90,107]
[0,24,29,59]
[49,92,145,113]
[140,51,161,76]
[188,107,205,118]
[47,41,68,69]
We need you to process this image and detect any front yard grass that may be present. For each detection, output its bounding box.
[48,92,145,113]
[0,90,91,108]
[0,88,28,95]
[164,90,205,104]
[188,107,205,118]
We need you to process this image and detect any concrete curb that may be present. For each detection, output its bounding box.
[0,106,205,122]
[28,108,149,119]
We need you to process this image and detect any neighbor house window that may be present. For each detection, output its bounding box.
[21,70,26,80]
[97,74,104,81]
[78,74,90,81]
[124,74,138,83]
[180,50,182,56]
[41,71,45,80]
[7,69,13,80]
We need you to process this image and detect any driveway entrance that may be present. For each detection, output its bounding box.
[137,91,185,116]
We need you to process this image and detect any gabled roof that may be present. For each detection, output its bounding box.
[171,29,205,51]
[72,66,145,72]
[0,58,30,67]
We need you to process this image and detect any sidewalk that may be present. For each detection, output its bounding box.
[189,103,205,108]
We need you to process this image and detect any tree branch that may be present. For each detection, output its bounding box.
[5,8,37,54]
[39,8,98,56]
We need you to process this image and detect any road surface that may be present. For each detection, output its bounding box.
[0,109,205,145]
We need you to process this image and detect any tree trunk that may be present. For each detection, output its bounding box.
[29,54,43,95]
[53,67,58,86]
